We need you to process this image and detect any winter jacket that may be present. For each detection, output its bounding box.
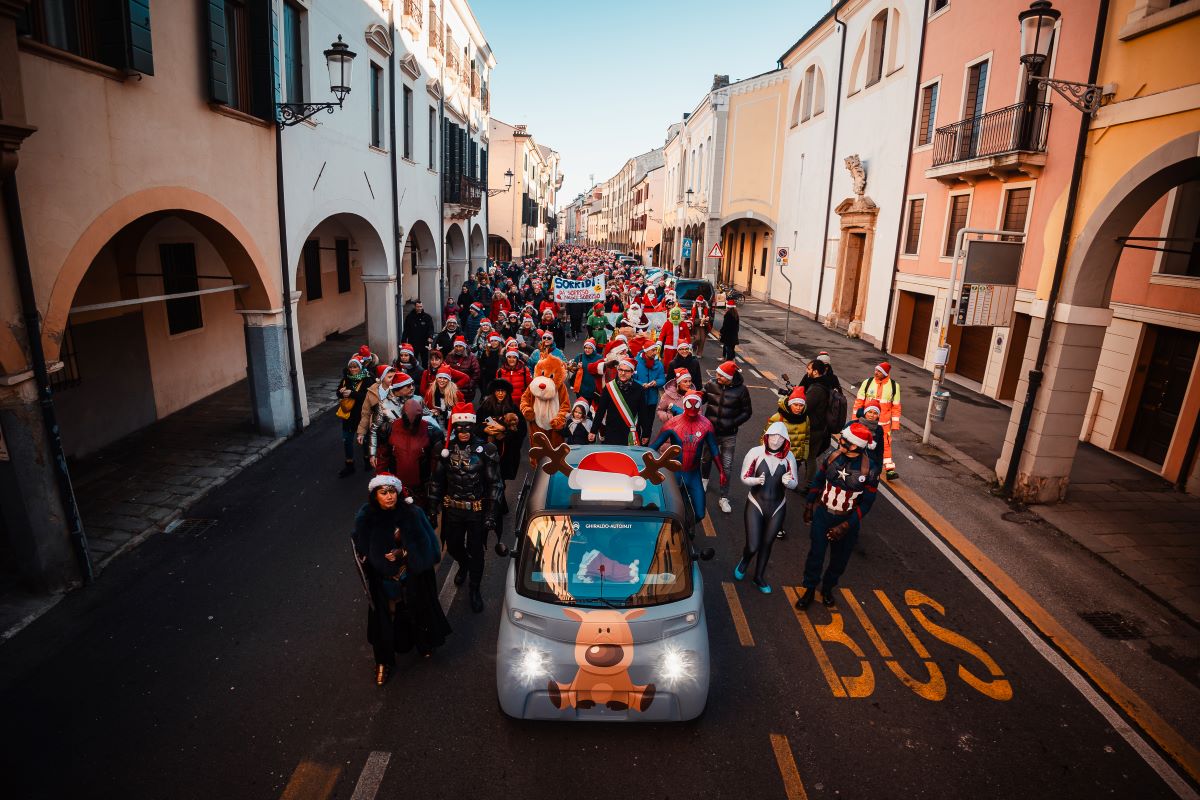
[719,309,740,345]
[527,345,564,370]
[433,328,461,355]
[464,311,484,344]
[702,372,753,436]
[672,353,702,390]
[402,311,435,351]
[418,363,471,396]
[593,380,645,445]
[336,372,375,430]
[764,399,809,462]
[353,502,441,579]
[802,371,840,456]
[571,351,604,398]
[854,376,903,431]
[444,351,481,397]
[497,363,532,401]
[656,378,691,424]
[634,355,666,407]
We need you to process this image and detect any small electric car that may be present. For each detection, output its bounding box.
[495,445,714,721]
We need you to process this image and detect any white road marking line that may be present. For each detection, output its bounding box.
[438,561,460,610]
[349,751,391,800]
[881,485,1198,799]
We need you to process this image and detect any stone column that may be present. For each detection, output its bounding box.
[238,304,299,438]
[0,373,82,592]
[361,273,398,362]
[995,303,1112,504]
[416,263,442,328]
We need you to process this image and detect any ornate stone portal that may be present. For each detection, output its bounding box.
[827,155,879,339]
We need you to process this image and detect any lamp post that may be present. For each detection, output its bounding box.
[277,35,358,126]
[1018,1,1108,115]
[487,169,514,197]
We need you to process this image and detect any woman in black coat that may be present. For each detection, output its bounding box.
[353,474,451,685]
[477,378,526,516]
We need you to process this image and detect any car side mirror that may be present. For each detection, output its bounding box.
[699,547,715,562]
[495,542,510,558]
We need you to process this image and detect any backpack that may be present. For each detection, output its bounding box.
[826,383,848,432]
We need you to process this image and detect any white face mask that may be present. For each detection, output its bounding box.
[767,434,787,451]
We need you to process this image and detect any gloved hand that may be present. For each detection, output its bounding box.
[826,521,850,542]
[752,475,767,486]
[428,510,439,529]
[484,515,498,532]
[803,503,814,525]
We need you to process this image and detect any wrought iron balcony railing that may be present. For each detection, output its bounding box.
[427,5,443,53]
[444,175,482,211]
[403,0,423,29]
[931,102,1052,167]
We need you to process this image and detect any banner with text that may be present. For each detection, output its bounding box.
[553,275,606,303]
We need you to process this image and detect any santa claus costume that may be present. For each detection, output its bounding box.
[657,306,692,370]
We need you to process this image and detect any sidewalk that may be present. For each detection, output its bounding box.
[0,326,363,639]
[736,299,1200,625]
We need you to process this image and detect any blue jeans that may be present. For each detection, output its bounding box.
[802,506,860,592]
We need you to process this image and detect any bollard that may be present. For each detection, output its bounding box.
[931,390,951,422]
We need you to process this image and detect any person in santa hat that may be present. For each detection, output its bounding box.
[649,391,724,523]
[446,335,481,401]
[733,420,800,594]
[465,301,486,344]
[634,342,666,443]
[401,300,435,367]
[352,472,450,685]
[477,332,505,390]
[689,295,712,357]
[497,340,532,398]
[489,288,511,322]
[394,342,422,382]
[471,317,495,352]
[570,338,605,403]
[719,298,740,361]
[796,420,880,611]
[702,360,753,514]
[564,398,594,446]
[539,306,565,352]
[375,397,443,509]
[656,367,696,425]
[854,361,903,480]
[762,386,809,540]
[357,365,397,461]
[672,339,702,389]
[427,402,502,614]
[433,315,461,355]
[336,357,377,477]
[423,366,462,428]
[591,358,646,446]
[586,301,613,346]
[853,398,886,474]
[657,306,692,370]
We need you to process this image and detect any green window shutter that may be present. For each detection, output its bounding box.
[90,0,154,75]
[248,1,279,122]
[206,0,231,105]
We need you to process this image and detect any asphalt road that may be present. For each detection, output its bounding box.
[0,332,1188,800]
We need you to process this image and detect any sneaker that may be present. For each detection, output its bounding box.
[886,468,899,481]
[733,558,748,581]
[754,579,772,595]
[719,498,732,514]
[702,478,710,492]
[795,587,814,610]
[820,589,837,608]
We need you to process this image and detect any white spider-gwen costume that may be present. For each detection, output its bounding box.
[733,421,799,593]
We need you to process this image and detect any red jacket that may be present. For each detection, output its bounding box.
[490,297,512,321]
[419,364,470,395]
[496,363,532,400]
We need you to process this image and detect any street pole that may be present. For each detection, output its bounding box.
[921,227,1025,444]
[779,254,793,347]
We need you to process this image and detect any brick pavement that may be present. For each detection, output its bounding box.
[735,298,1200,625]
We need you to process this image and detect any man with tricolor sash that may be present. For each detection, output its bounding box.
[590,358,646,446]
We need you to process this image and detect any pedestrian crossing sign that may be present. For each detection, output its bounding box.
[707,242,723,259]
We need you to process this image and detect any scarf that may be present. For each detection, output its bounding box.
[605,380,638,445]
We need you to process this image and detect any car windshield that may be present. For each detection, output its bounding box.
[517,514,692,608]
[675,280,712,303]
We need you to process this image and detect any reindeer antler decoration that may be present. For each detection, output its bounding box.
[529,430,573,477]
[638,445,682,486]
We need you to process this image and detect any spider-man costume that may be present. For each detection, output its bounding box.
[649,393,725,521]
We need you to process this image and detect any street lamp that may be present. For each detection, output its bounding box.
[487,169,514,197]
[278,35,357,126]
[1017,1,1108,115]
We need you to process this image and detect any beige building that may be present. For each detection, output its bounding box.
[631,166,665,265]
[487,120,560,261]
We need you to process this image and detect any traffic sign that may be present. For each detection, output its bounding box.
[681,238,693,259]
[776,246,789,266]
[707,242,723,259]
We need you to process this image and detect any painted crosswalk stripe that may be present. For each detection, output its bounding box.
[702,516,717,538]
[279,761,340,800]
[769,734,810,800]
[721,582,755,647]
[349,752,391,800]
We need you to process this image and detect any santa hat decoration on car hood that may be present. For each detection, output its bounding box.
[570,451,647,501]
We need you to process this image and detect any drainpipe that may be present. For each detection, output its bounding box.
[387,2,403,348]
[881,0,931,354]
[1002,0,1109,500]
[813,3,846,323]
[437,1,446,326]
[1,171,92,583]
[274,123,304,434]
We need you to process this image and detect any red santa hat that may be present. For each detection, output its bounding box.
[677,339,693,352]
[715,361,737,382]
[613,334,628,343]
[390,372,414,391]
[583,338,597,352]
[435,366,454,381]
[400,342,415,355]
[726,298,736,308]
[817,351,831,365]
[842,421,876,450]
[452,335,467,349]
[571,397,592,417]
[618,358,636,372]
[875,361,891,378]
[504,338,520,353]
[367,472,414,503]
[488,332,503,345]
[862,398,882,416]
[540,329,555,342]
[358,345,372,358]
[568,450,647,501]
[449,401,476,426]
[377,364,395,380]
[787,386,807,407]
[445,315,459,325]
[674,367,692,383]
[470,302,484,314]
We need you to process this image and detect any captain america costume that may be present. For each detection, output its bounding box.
[801,442,880,593]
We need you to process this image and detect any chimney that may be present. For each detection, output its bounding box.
[712,74,730,90]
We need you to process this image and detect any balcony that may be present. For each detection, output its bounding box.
[444,175,482,219]
[445,41,460,81]
[481,85,490,113]
[926,102,1051,184]
[402,0,423,38]
[427,6,443,59]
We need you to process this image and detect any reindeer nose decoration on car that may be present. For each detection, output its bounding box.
[527,431,682,502]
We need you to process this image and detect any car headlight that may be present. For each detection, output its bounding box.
[513,646,551,686]
[656,644,696,688]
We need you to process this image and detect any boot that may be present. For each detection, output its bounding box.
[733,557,748,581]
[338,461,356,478]
[820,589,837,608]
[469,585,484,613]
[795,587,814,610]
[453,563,468,586]
[375,664,391,686]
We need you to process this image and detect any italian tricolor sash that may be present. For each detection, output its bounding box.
[606,381,638,445]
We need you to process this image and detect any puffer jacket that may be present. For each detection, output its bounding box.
[702,372,753,436]
[764,399,809,462]
[656,378,690,424]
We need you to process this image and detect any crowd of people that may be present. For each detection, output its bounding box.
[344,244,904,685]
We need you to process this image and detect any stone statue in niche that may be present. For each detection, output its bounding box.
[845,154,867,198]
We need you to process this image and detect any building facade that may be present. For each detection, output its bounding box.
[486,120,560,261]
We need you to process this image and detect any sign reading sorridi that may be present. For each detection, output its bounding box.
[552,275,606,303]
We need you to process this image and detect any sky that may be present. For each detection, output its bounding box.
[471,0,831,204]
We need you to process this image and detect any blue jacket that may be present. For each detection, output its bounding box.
[527,346,564,370]
[572,351,605,398]
[635,354,666,406]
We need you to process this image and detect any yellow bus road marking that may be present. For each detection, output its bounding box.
[702,515,717,538]
[722,581,756,647]
[884,480,1200,791]
[279,761,341,800]
[783,586,846,698]
[759,368,778,382]
[769,734,811,800]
